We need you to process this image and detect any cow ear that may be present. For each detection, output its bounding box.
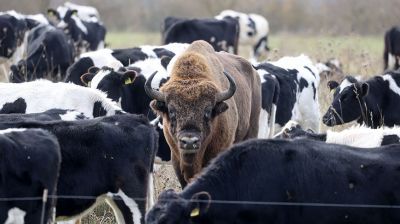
[212,102,229,117]
[87,66,100,74]
[150,100,167,113]
[360,82,369,97]
[189,192,211,218]
[327,80,339,91]
[47,9,57,17]
[161,56,172,69]
[122,70,137,85]
[80,73,95,86]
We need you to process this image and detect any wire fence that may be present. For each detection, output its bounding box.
[3,195,400,209]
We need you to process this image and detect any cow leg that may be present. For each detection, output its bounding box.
[172,154,187,188]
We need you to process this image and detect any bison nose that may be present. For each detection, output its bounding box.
[179,136,200,151]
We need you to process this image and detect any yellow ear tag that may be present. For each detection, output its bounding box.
[87,81,91,87]
[330,89,335,93]
[190,208,200,217]
[125,78,132,85]
[48,11,54,16]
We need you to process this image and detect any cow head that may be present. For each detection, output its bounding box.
[80,66,137,102]
[323,76,369,126]
[146,189,211,224]
[145,53,236,158]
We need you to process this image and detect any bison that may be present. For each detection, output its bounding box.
[145,40,261,187]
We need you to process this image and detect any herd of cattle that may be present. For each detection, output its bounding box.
[2,2,400,224]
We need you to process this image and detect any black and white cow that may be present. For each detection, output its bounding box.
[0,80,123,117]
[10,24,75,82]
[323,71,400,128]
[0,114,158,224]
[162,17,239,54]
[0,11,29,81]
[0,128,61,224]
[276,120,400,147]
[147,138,400,224]
[49,1,100,23]
[56,9,106,54]
[79,62,171,161]
[65,43,188,85]
[253,54,320,137]
[384,26,400,71]
[215,10,270,61]
[0,109,88,122]
[315,58,344,81]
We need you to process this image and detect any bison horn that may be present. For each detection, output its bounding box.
[216,71,237,103]
[145,71,166,102]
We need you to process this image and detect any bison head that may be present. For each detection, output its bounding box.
[323,76,369,126]
[145,54,236,158]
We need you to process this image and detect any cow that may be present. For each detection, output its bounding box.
[0,109,88,122]
[147,138,400,224]
[315,58,344,81]
[253,54,320,137]
[0,128,61,224]
[215,10,270,61]
[56,9,106,54]
[0,79,123,118]
[145,40,261,187]
[65,43,188,86]
[383,26,400,71]
[162,17,239,54]
[0,114,158,224]
[48,1,100,23]
[323,71,400,128]
[10,23,75,82]
[0,11,29,81]
[276,120,400,147]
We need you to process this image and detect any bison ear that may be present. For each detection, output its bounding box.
[88,66,100,74]
[161,56,172,69]
[122,70,137,85]
[150,100,167,113]
[189,192,211,218]
[327,80,339,91]
[360,82,369,97]
[80,73,95,86]
[212,102,229,117]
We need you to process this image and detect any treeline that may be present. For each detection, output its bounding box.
[2,0,400,35]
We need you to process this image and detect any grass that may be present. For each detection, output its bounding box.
[81,31,385,223]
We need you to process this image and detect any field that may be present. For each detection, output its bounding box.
[82,32,384,223]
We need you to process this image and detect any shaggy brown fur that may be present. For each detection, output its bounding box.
[151,40,261,187]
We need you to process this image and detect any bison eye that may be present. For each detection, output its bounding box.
[204,109,212,121]
[168,108,176,120]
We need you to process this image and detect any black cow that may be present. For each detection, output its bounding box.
[0,114,158,224]
[147,138,400,224]
[10,24,75,82]
[65,43,187,86]
[0,128,61,224]
[57,9,106,54]
[323,71,400,128]
[383,26,400,71]
[162,16,239,54]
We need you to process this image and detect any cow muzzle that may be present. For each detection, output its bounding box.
[178,132,200,154]
[322,109,337,126]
